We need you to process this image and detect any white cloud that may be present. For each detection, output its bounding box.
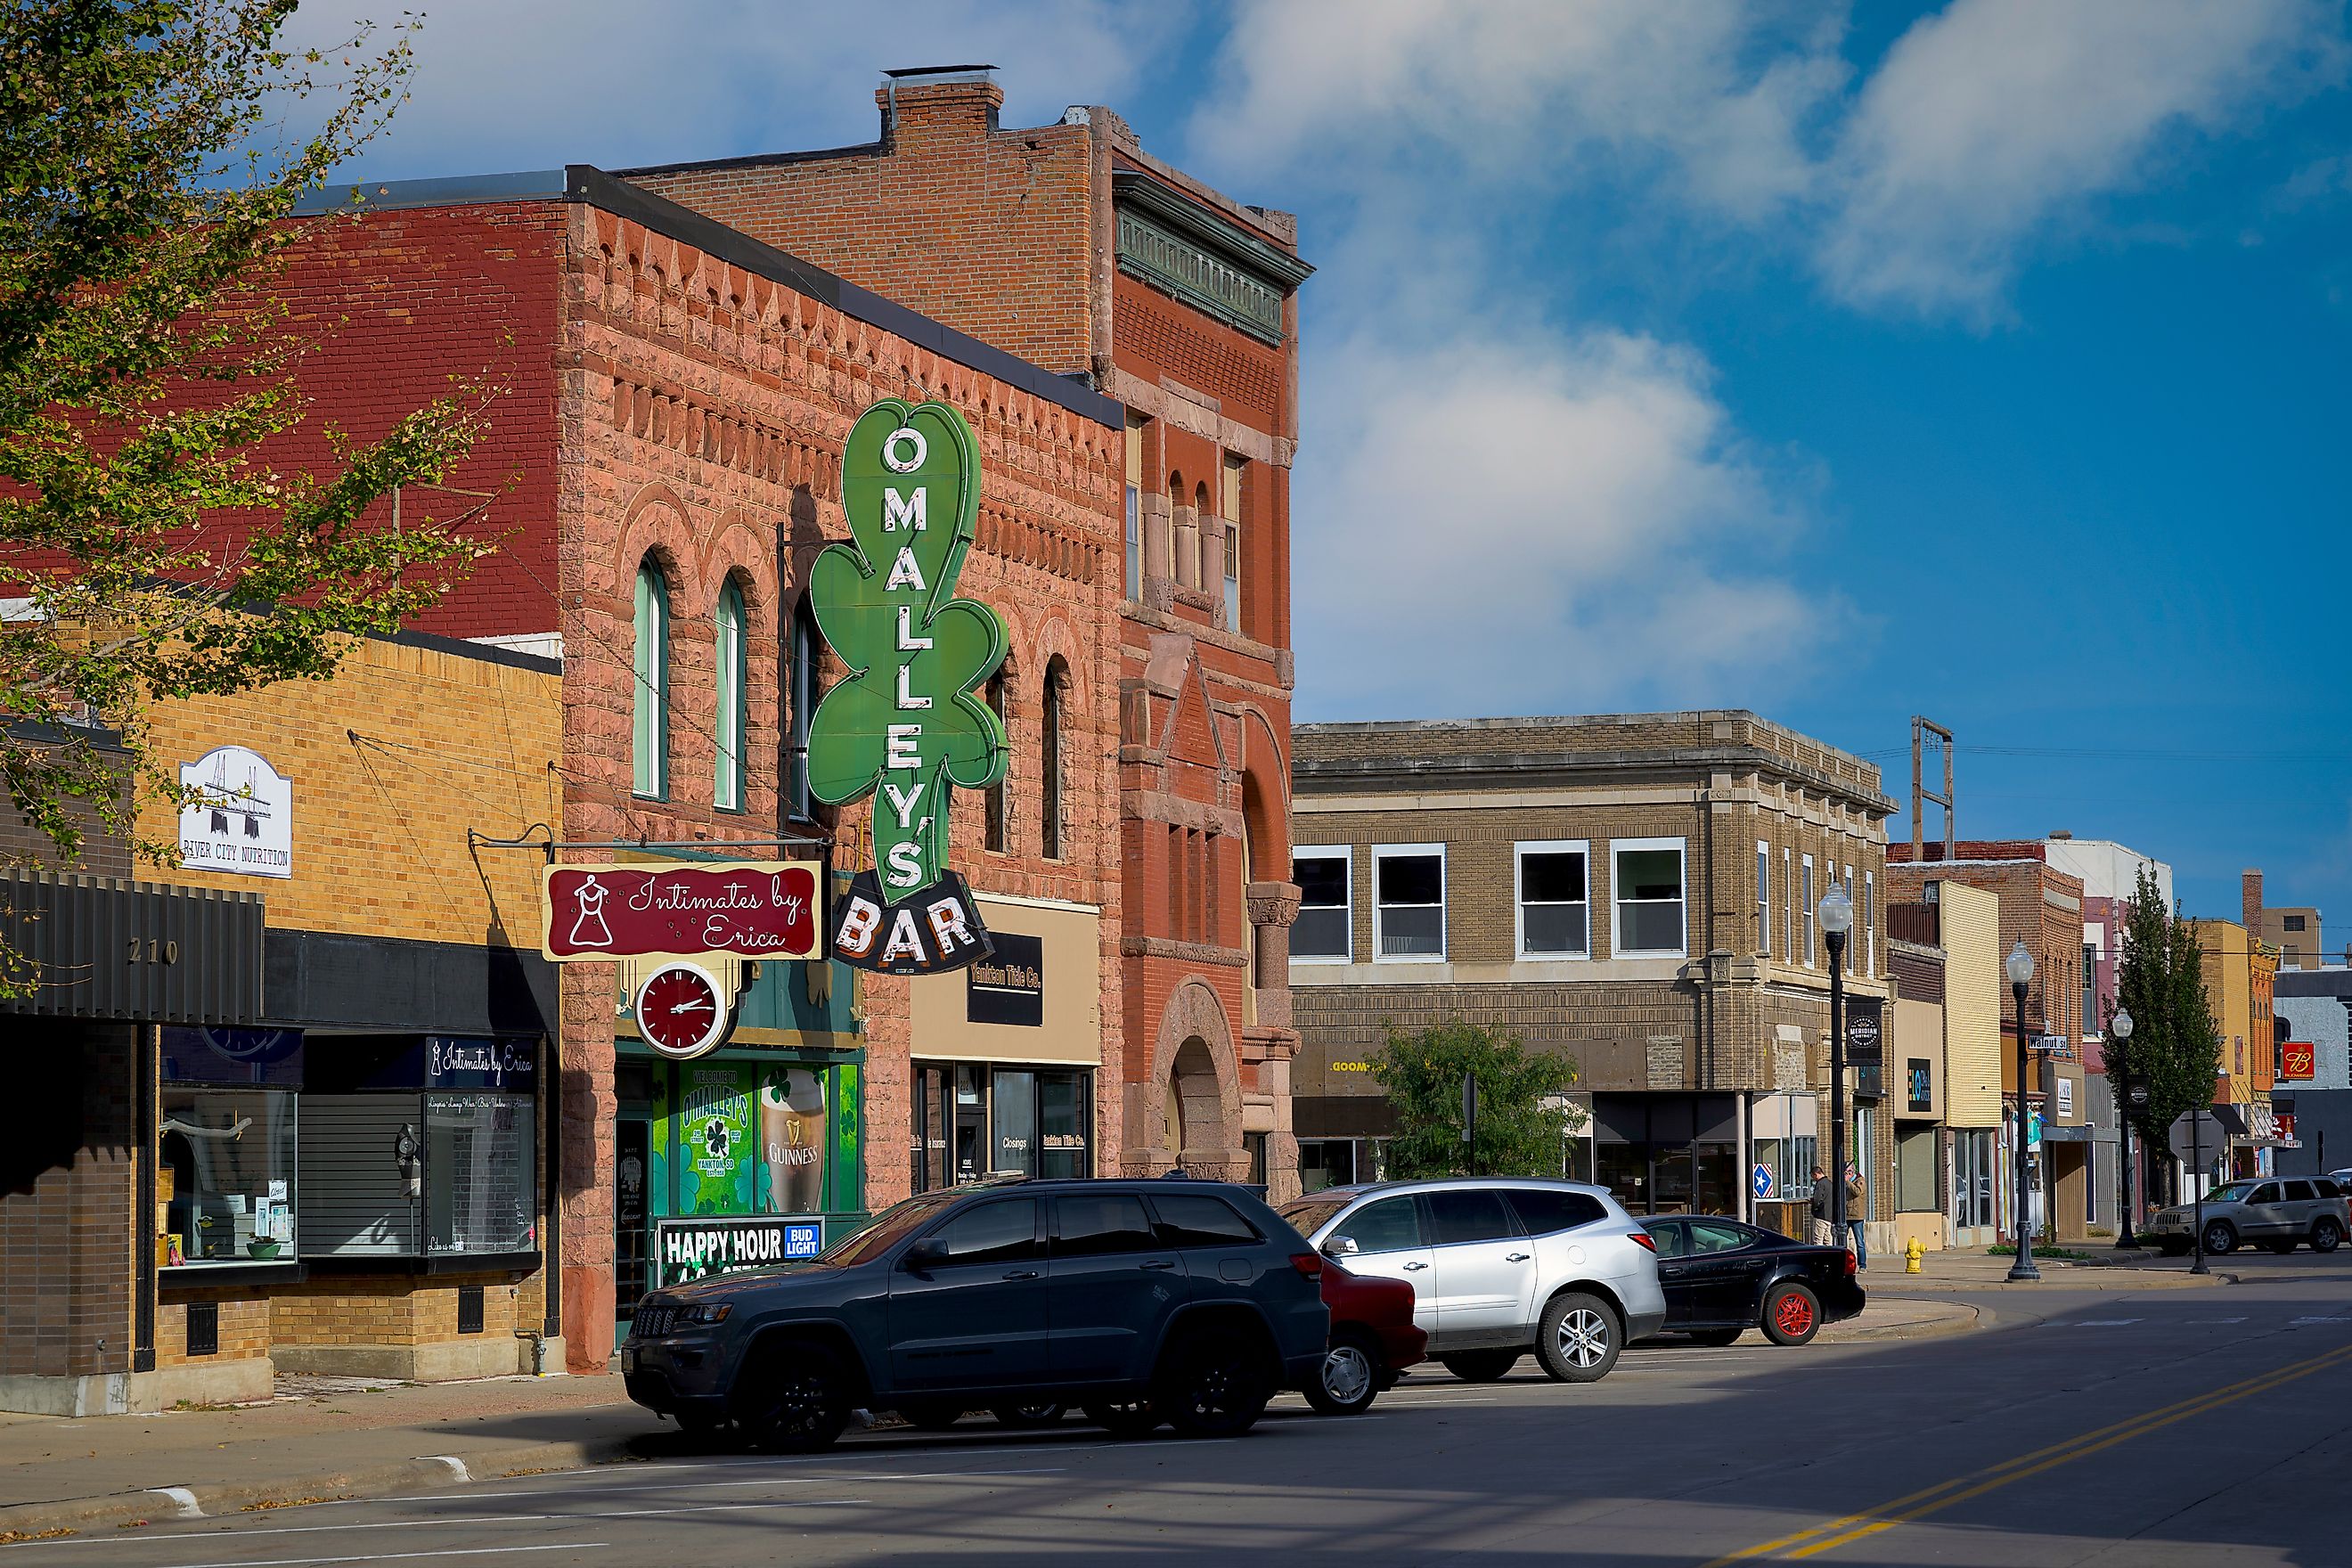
[1190,0,1841,222]
[1292,322,1842,719]
[296,1,1172,179]
[1818,0,2345,316]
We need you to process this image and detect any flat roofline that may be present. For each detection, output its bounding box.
[291,167,1123,429]
[1295,709,1880,772]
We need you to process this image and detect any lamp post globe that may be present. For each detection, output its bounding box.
[2006,940,2038,1281]
[1819,886,1854,1264]
[2111,1007,2137,1249]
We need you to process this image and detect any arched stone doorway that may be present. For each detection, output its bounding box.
[1142,979,1245,1179]
[1165,1035,1220,1169]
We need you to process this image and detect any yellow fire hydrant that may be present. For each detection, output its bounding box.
[1904,1235,1926,1274]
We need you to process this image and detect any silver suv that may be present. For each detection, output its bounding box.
[1278,1179,1665,1384]
[2146,1175,2349,1256]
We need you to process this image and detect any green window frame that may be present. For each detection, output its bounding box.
[715,581,746,812]
[633,560,669,799]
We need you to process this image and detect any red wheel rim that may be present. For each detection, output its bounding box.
[1775,1294,1815,1336]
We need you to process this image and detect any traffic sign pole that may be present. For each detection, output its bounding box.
[2190,1111,2208,1276]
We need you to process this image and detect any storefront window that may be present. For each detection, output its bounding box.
[161,1088,297,1268]
[911,1064,1094,1192]
[425,1092,535,1254]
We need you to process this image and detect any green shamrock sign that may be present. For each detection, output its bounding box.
[806,398,1009,974]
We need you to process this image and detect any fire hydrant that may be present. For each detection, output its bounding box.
[1904,1236,1926,1274]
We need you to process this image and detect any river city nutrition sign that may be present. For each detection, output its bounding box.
[538,862,822,962]
[805,399,1009,976]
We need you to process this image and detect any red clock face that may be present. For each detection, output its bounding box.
[636,964,726,1058]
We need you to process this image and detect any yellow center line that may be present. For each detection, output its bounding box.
[1698,1339,2352,1565]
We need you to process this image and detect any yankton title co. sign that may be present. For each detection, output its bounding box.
[805,399,1009,976]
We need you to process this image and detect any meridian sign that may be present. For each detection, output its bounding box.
[806,398,1009,976]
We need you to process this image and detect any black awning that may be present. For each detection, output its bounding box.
[1,871,264,1025]
[2209,1103,2250,1138]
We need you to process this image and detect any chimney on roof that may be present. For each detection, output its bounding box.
[2243,869,2264,929]
[2048,829,2073,840]
[878,65,1003,148]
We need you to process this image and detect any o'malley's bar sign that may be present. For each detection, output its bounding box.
[806,399,1009,975]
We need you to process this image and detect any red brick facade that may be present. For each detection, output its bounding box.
[622,70,1310,1198]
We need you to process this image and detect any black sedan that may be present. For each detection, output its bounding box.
[1638,1216,1866,1346]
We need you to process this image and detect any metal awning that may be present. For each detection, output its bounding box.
[0,870,264,1024]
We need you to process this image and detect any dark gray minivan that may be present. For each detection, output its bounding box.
[624,1179,1329,1450]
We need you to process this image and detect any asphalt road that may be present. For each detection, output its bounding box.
[15,1255,2351,1568]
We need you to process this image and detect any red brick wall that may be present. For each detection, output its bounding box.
[553,200,1124,1367]
[251,203,566,638]
[625,82,1096,375]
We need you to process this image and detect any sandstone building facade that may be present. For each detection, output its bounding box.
[1288,713,1898,1245]
[623,67,1312,1196]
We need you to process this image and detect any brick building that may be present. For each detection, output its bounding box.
[1885,840,2098,1241]
[0,630,559,1412]
[1286,713,1899,1251]
[2242,867,2323,971]
[621,66,1313,1195]
[253,164,1129,1370]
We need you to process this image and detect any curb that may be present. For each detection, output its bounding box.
[1820,1301,1980,1344]
[0,1434,642,1543]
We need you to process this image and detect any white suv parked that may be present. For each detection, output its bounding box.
[1278,1179,1667,1384]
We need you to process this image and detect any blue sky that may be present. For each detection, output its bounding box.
[324,1,2352,929]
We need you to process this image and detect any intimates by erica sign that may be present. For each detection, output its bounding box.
[539,862,821,962]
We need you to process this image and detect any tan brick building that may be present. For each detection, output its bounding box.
[0,631,561,1412]
[1288,713,1899,1253]
[623,67,1313,1196]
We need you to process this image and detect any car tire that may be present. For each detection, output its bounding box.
[1439,1350,1522,1383]
[1689,1327,1746,1347]
[733,1341,853,1454]
[2313,1219,2344,1254]
[1155,1326,1273,1438]
[897,1402,966,1431]
[991,1402,1066,1428]
[1304,1333,1381,1417]
[2202,1221,2237,1256]
[1760,1283,1823,1347]
[1084,1401,1161,1438]
[1535,1294,1623,1383]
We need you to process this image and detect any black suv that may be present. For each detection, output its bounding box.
[623,1179,1329,1451]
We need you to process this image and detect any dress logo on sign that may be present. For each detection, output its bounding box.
[540,862,821,962]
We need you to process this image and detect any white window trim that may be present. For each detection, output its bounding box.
[1783,847,1793,961]
[1843,863,1857,971]
[1515,839,1591,960]
[1756,839,1771,957]
[1373,842,1447,963]
[1611,836,1687,960]
[1865,870,1875,978]
[1291,845,1352,965]
[1801,854,1816,968]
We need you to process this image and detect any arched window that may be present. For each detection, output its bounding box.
[632,559,668,799]
[983,669,1009,853]
[715,580,746,812]
[1041,657,1067,860]
[787,599,818,819]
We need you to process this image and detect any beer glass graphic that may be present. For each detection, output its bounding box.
[761,1067,828,1213]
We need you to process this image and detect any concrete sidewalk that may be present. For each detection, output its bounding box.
[1881,1245,2234,1292]
[0,1371,666,1541]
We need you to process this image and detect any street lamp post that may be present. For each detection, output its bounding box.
[1819,886,1855,1260]
[2110,1008,2137,1250]
[2006,940,2039,1283]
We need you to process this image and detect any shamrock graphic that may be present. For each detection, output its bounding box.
[806,400,1009,894]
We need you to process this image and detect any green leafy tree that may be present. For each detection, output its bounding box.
[0,1,495,910]
[1370,1018,1584,1179]
[2106,866,2223,1194]
[804,399,1007,890]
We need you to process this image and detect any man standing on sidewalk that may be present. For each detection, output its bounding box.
[1810,1166,1837,1246]
[1845,1164,1869,1270]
